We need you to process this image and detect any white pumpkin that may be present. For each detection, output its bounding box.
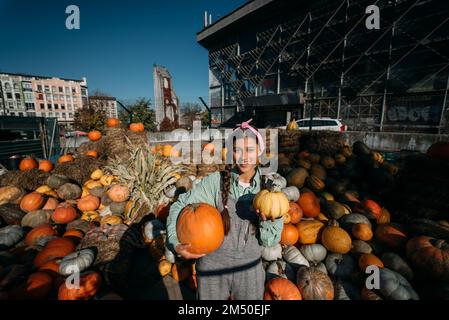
[261,244,282,261]
[59,249,96,276]
[0,225,24,248]
[266,260,296,282]
[265,173,287,191]
[282,245,310,267]
[300,244,327,264]
[143,219,166,243]
[281,186,300,202]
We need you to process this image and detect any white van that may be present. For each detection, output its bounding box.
[280,118,348,131]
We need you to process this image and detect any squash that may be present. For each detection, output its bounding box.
[308,153,320,164]
[265,173,287,191]
[47,174,70,189]
[21,210,51,228]
[106,118,120,128]
[0,225,24,248]
[281,186,300,202]
[100,175,115,186]
[351,240,373,255]
[319,192,334,201]
[310,164,327,180]
[81,211,100,222]
[158,259,173,277]
[286,119,299,131]
[0,203,26,225]
[107,184,130,203]
[129,123,145,132]
[59,249,96,276]
[378,268,419,300]
[286,168,309,189]
[264,278,302,300]
[19,157,39,171]
[287,202,303,224]
[77,195,100,212]
[266,260,296,282]
[262,244,282,261]
[57,183,82,200]
[381,252,414,281]
[52,206,78,224]
[0,186,25,206]
[25,224,57,246]
[297,220,324,245]
[13,272,53,300]
[43,197,58,210]
[34,237,76,268]
[321,220,352,254]
[58,271,101,300]
[405,236,449,281]
[296,266,334,300]
[362,200,382,220]
[282,245,309,268]
[306,175,325,192]
[20,192,45,212]
[334,154,346,165]
[63,229,85,242]
[87,130,102,141]
[300,244,327,265]
[253,190,289,219]
[280,224,299,246]
[58,154,74,164]
[297,192,320,218]
[352,223,373,241]
[90,169,104,181]
[100,215,123,226]
[176,203,224,254]
[377,208,391,224]
[358,253,384,271]
[321,200,349,220]
[339,213,372,231]
[297,158,312,170]
[320,156,335,169]
[375,223,408,250]
[110,201,127,215]
[325,253,355,279]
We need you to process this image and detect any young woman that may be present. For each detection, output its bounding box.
[166,119,284,300]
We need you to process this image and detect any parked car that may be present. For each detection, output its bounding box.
[278,118,348,131]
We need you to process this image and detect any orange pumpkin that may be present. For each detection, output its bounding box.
[298,192,320,218]
[352,223,373,241]
[85,150,98,158]
[162,145,173,157]
[58,154,74,164]
[25,224,58,246]
[129,122,145,132]
[58,271,101,300]
[321,220,352,254]
[264,278,302,300]
[20,192,45,212]
[358,253,384,271]
[106,118,120,128]
[38,160,54,172]
[363,200,382,220]
[39,260,61,280]
[176,203,224,255]
[34,238,76,268]
[288,202,303,224]
[107,185,130,202]
[63,229,84,243]
[296,220,325,245]
[18,272,53,300]
[87,130,102,141]
[280,224,299,246]
[19,157,38,171]
[52,206,78,224]
[77,195,100,212]
[375,223,408,250]
[43,197,59,210]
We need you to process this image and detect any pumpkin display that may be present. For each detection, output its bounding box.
[0,225,24,248]
[253,190,289,219]
[176,203,224,255]
[129,122,145,132]
[0,186,25,205]
[58,271,101,300]
[57,183,82,200]
[296,220,324,245]
[281,187,300,202]
[59,249,96,276]
[77,195,100,212]
[296,266,334,300]
[378,268,419,300]
[358,253,384,271]
[58,154,74,164]
[300,244,327,265]
[282,245,309,268]
[19,157,39,171]
[266,260,296,282]
[106,118,120,127]
[375,223,408,250]
[405,236,449,281]
[20,192,45,212]
[107,184,130,203]
[262,244,283,261]
[52,206,78,224]
[352,223,373,241]
[280,224,299,246]
[87,130,102,141]
[325,253,355,279]
[34,237,76,268]
[158,260,173,277]
[286,168,309,188]
[297,192,320,218]
[321,220,352,254]
[25,224,57,246]
[21,210,51,228]
[264,278,302,300]
[38,160,54,173]
[287,202,303,224]
[381,252,414,281]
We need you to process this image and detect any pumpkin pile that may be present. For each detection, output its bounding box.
[257,139,449,300]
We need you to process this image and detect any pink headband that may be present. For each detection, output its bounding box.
[232,118,265,156]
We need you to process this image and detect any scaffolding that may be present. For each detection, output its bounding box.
[206,0,449,132]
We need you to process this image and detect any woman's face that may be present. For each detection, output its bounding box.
[233,136,258,174]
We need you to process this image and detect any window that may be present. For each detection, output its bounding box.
[10,112,15,116]
[68,104,72,110]
[54,104,59,110]
[69,113,73,118]
[13,83,19,90]
[47,104,52,110]
[37,85,43,92]
[45,85,50,92]
[4,83,11,91]
[52,86,56,92]
[24,92,33,101]
[59,86,63,92]
[65,87,70,94]
[72,88,76,94]
[81,88,87,96]
[18,112,24,117]
[6,93,12,99]
[62,113,66,119]
[8,102,14,109]
[74,104,78,109]
[46,94,51,100]
[25,103,35,110]
[40,103,45,109]
[22,82,32,90]
[66,95,71,100]
[15,93,21,100]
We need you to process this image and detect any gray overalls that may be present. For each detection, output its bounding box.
[195,192,265,300]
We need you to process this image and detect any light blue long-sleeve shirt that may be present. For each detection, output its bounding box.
[166,168,284,253]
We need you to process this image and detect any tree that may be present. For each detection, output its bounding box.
[180,102,209,128]
[118,98,157,131]
[73,107,107,132]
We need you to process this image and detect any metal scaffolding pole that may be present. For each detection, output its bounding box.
[337,0,349,120]
[439,73,449,134]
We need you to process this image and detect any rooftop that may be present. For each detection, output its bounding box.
[0,71,86,83]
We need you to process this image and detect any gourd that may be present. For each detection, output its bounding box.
[262,244,282,261]
[321,220,352,254]
[59,249,96,276]
[0,225,24,248]
[379,268,419,300]
[263,278,302,300]
[325,253,355,279]
[282,245,309,268]
[281,186,300,202]
[253,190,289,219]
[300,244,327,265]
[381,252,414,281]
[296,266,334,300]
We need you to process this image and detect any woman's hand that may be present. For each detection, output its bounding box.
[175,243,206,260]
[255,209,276,222]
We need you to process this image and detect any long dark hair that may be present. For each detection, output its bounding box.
[220,133,266,235]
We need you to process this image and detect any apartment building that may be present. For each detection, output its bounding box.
[89,96,118,119]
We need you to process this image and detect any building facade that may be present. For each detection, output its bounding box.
[153,65,180,130]
[0,72,88,130]
[89,96,118,119]
[197,0,449,133]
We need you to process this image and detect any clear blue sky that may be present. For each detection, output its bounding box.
[0,0,245,105]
